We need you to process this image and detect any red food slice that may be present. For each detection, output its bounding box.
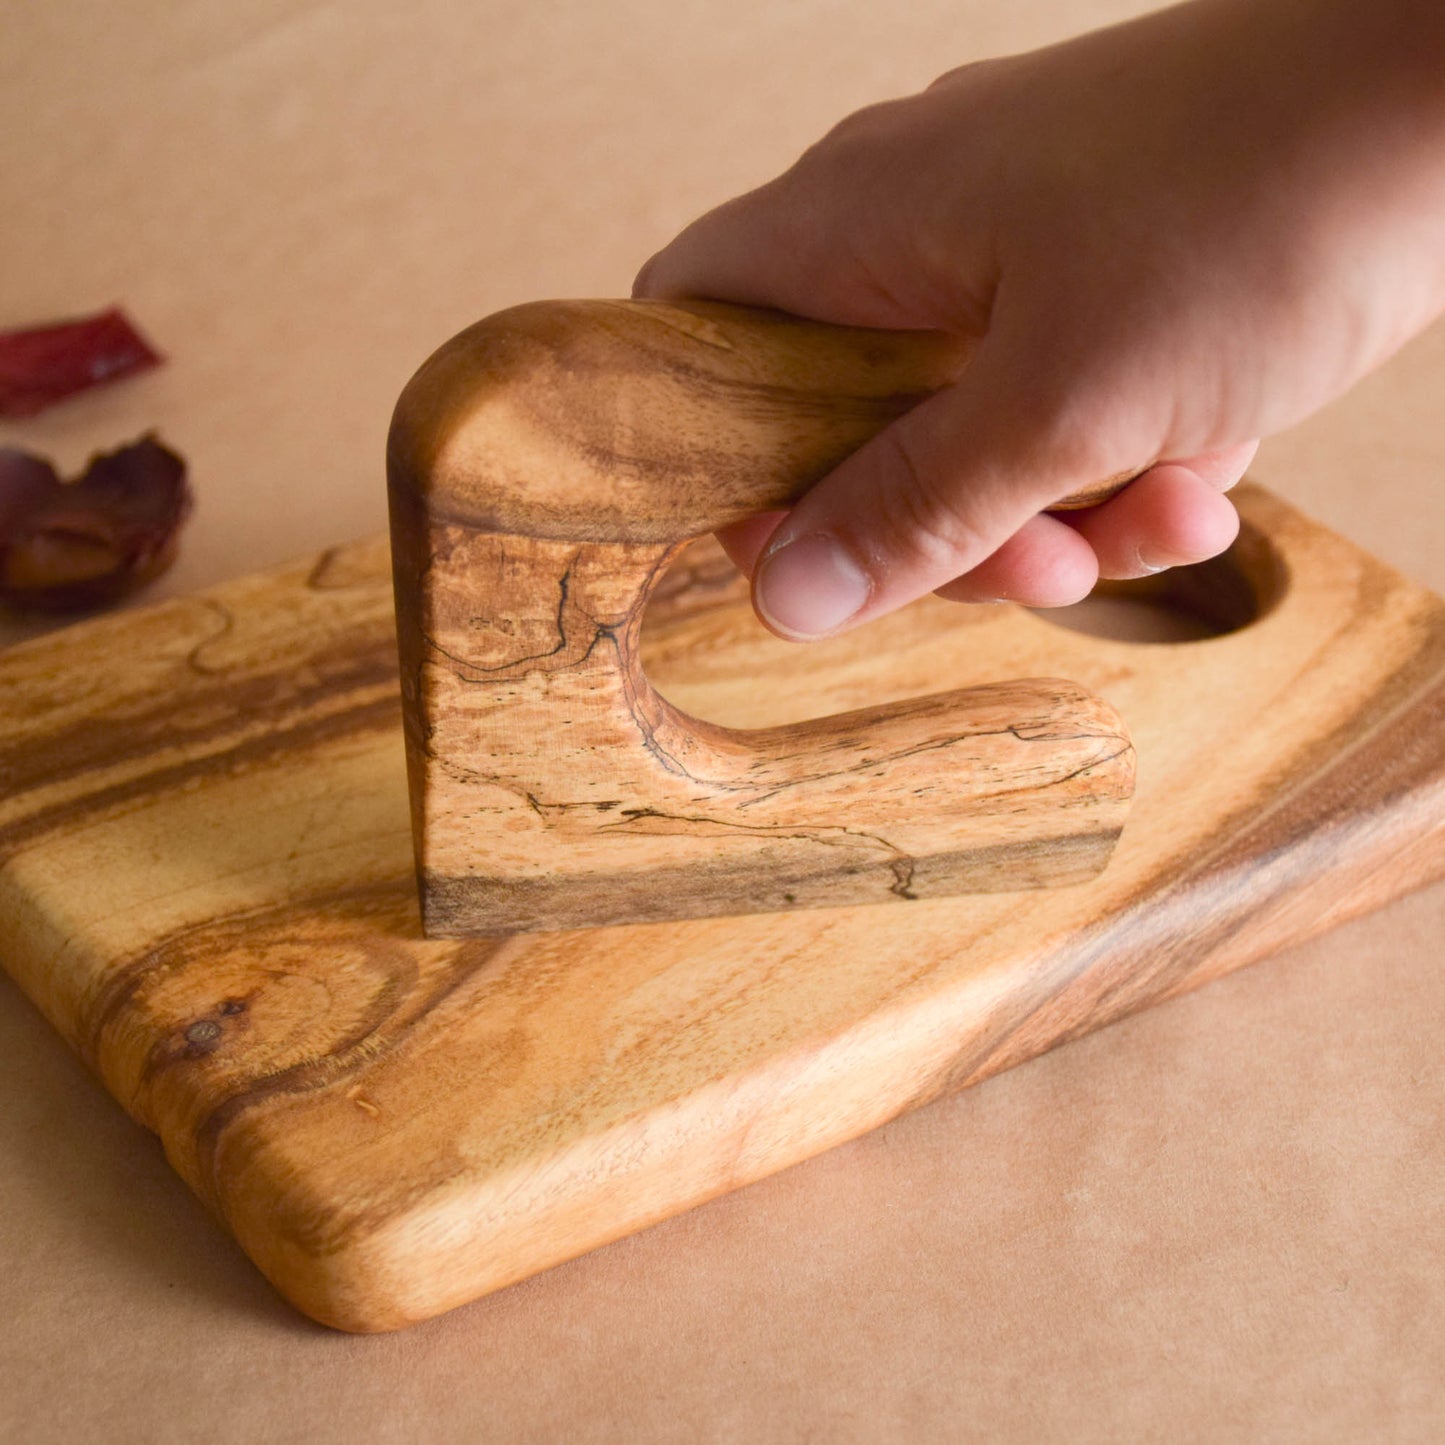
[0,435,191,611]
[0,307,163,418]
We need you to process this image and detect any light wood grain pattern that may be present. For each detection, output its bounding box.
[2,486,1444,1331]
[388,299,1138,934]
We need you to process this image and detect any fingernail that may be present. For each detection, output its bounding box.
[754,533,872,639]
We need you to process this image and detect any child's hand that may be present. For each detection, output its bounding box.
[635,0,1445,640]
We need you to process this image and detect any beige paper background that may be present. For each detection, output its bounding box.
[2,1,1442,1438]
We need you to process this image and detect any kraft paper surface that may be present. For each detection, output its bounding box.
[2,2,1441,1439]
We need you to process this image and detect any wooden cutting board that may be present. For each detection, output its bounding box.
[2,483,1443,1332]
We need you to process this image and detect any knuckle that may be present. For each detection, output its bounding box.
[820,98,900,148]
[794,97,913,190]
[925,57,1002,93]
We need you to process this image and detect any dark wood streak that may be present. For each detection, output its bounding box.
[0,545,401,868]
[0,678,400,860]
[423,829,1120,934]
[915,642,1445,1110]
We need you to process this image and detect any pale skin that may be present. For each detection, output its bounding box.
[634,0,1445,640]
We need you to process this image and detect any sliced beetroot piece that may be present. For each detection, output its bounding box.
[0,434,191,612]
[0,307,163,418]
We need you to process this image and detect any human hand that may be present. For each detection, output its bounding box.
[635,0,1445,639]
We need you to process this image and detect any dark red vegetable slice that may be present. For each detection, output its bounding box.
[0,307,163,418]
[0,434,191,612]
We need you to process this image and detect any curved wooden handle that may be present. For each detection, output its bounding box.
[388,299,1135,936]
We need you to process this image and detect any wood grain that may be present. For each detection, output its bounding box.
[2,485,1443,1331]
[388,299,1138,934]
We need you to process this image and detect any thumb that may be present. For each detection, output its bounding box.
[748,323,1148,639]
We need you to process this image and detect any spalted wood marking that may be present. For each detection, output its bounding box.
[2,486,1444,1331]
[387,300,1139,935]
